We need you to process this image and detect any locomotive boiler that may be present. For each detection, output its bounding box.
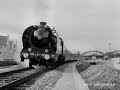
[20,22,77,68]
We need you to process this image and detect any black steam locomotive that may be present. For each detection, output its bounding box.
[20,22,77,68]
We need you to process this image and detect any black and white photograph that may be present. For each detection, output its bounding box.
[0,0,120,90]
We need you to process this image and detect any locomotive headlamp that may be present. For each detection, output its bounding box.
[45,49,49,53]
[44,55,50,60]
[52,55,54,57]
[28,48,32,51]
[23,53,29,58]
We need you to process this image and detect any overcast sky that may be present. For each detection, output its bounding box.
[0,0,120,53]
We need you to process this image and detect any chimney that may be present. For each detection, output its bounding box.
[40,22,47,27]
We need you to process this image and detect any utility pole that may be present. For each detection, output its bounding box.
[108,42,112,59]
[96,48,97,55]
[108,42,111,53]
[77,51,80,62]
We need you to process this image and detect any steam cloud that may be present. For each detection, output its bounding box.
[33,0,51,24]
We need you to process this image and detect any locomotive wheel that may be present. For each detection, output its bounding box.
[57,55,64,65]
[45,61,49,69]
[48,62,52,69]
[29,61,32,68]
[50,59,56,68]
[39,63,42,67]
[45,60,54,69]
[29,58,35,68]
[21,57,24,62]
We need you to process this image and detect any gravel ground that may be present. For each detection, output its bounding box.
[27,64,68,90]
[76,61,91,72]
[76,60,120,90]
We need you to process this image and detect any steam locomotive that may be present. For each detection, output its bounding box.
[20,22,77,68]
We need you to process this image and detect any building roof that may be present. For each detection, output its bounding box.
[0,35,8,46]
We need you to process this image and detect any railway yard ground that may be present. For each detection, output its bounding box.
[1,58,120,90]
[76,58,120,90]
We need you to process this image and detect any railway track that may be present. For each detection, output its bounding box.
[0,61,77,90]
[0,61,18,67]
[0,67,47,90]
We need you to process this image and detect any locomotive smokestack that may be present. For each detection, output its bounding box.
[40,22,47,27]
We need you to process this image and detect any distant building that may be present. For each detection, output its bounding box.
[9,41,14,49]
[0,35,17,54]
[0,35,9,54]
[0,35,8,46]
